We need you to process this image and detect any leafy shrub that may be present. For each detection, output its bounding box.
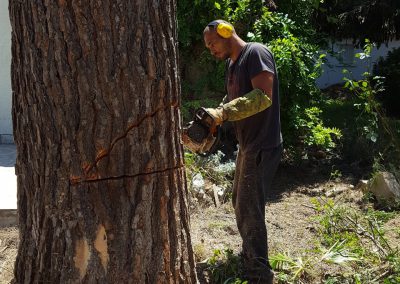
[299,107,342,150]
[335,40,400,171]
[310,197,400,283]
[248,8,341,159]
[206,249,246,284]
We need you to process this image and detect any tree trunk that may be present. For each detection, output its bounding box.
[9,0,197,283]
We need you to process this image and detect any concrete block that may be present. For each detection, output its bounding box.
[368,171,400,202]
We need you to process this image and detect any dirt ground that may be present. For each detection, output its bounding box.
[0,227,18,284]
[1,163,399,283]
[190,162,400,283]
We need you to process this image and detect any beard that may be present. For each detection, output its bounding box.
[213,51,229,60]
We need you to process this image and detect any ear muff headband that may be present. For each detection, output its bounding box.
[208,21,233,38]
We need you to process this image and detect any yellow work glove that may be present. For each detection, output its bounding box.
[204,107,227,126]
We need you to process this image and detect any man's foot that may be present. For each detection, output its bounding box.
[240,255,274,284]
[243,267,274,284]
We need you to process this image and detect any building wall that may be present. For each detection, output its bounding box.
[317,40,400,89]
[0,0,12,143]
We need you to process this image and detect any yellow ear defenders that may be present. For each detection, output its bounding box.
[207,20,234,39]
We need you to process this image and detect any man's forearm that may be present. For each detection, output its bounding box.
[222,89,272,121]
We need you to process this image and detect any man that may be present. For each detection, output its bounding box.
[201,20,283,283]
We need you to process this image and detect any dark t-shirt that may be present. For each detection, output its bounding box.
[226,42,282,152]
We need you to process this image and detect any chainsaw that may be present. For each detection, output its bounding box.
[182,107,220,156]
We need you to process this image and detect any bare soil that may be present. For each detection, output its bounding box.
[0,227,18,284]
[190,163,400,283]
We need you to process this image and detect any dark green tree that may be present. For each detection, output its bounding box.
[313,0,400,45]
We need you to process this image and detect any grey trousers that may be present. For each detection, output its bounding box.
[232,144,282,267]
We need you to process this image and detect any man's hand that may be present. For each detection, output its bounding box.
[205,107,226,126]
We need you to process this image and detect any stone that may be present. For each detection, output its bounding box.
[192,173,205,196]
[325,187,346,197]
[368,172,400,202]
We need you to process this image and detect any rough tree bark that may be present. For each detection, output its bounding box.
[9,0,197,283]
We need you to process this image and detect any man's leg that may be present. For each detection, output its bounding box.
[232,145,282,282]
[231,149,243,209]
[259,144,283,205]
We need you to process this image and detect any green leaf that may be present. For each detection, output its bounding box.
[214,2,221,9]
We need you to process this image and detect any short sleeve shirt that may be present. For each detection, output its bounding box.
[226,42,282,151]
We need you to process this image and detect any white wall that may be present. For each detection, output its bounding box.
[317,39,400,88]
[0,0,12,139]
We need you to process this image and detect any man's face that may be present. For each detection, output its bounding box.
[204,30,230,60]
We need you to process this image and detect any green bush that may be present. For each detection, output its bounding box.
[248,8,341,159]
[334,40,400,169]
[206,249,246,284]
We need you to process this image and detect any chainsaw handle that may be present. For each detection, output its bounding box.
[198,126,221,157]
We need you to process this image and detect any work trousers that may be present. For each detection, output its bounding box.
[232,144,282,266]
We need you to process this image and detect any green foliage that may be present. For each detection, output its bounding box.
[277,0,324,30]
[329,167,342,180]
[269,192,398,282]
[317,37,400,175]
[206,249,247,284]
[320,240,362,265]
[270,252,311,281]
[337,39,400,173]
[313,0,400,45]
[344,76,380,143]
[310,197,400,282]
[248,8,341,159]
[299,107,342,149]
[342,40,381,144]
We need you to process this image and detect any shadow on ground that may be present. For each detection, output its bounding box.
[268,158,370,202]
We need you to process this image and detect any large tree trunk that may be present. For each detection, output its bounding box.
[9,1,196,283]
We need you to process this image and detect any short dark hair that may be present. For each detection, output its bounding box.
[206,19,233,30]
[204,19,234,35]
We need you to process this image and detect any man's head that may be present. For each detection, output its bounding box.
[203,20,235,60]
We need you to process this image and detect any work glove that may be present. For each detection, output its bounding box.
[204,107,227,126]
